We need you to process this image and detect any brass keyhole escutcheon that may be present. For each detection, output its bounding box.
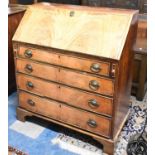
[70,11,75,17]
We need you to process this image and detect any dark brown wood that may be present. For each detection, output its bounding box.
[13,4,138,154]
[112,14,138,138]
[132,52,147,101]
[131,14,147,100]
[9,0,38,4]
[8,5,26,94]
[9,0,17,4]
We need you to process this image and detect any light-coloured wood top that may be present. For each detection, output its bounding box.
[13,3,138,60]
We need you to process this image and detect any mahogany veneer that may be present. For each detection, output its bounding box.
[13,3,138,154]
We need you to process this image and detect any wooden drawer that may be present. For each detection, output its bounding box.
[19,91,111,137]
[16,58,58,82]
[17,45,110,77]
[17,74,113,116]
[16,59,114,96]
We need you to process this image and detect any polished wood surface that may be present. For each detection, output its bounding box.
[18,45,110,76]
[19,91,111,137]
[16,59,114,96]
[112,14,138,138]
[81,0,147,101]
[13,3,138,155]
[133,14,147,53]
[8,5,26,94]
[17,74,113,116]
[13,3,138,60]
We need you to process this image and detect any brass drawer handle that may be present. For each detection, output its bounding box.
[24,64,33,73]
[27,99,35,106]
[90,63,101,73]
[88,99,99,108]
[87,119,97,128]
[89,80,100,91]
[24,49,32,58]
[26,81,34,89]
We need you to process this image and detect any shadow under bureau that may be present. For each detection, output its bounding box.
[13,3,138,155]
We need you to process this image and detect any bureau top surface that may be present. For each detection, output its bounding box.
[13,3,138,60]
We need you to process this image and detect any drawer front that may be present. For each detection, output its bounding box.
[19,91,61,120]
[18,46,110,76]
[16,59,114,96]
[59,69,114,96]
[19,91,111,137]
[17,74,113,116]
[16,59,58,82]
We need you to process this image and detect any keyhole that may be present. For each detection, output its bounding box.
[70,11,74,17]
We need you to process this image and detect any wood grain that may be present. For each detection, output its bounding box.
[17,74,113,116]
[17,107,115,154]
[112,13,138,138]
[13,3,138,154]
[19,91,111,137]
[16,59,114,96]
[18,45,110,76]
[13,3,138,60]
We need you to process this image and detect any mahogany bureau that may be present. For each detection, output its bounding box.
[13,3,138,155]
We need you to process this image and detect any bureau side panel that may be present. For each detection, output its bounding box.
[112,14,138,139]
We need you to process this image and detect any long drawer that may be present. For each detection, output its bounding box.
[17,74,113,116]
[16,59,114,96]
[19,91,111,137]
[17,45,110,77]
